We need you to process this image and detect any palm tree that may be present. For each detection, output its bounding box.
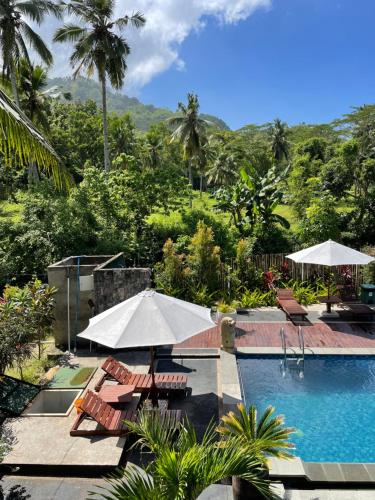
[54,0,145,171]
[270,118,289,163]
[169,93,211,206]
[17,58,71,131]
[0,87,63,186]
[218,404,295,499]
[91,410,273,500]
[0,0,61,106]
[207,151,238,187]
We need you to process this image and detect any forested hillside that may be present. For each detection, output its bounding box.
[48,77,230,131]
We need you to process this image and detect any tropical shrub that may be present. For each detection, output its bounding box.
[187,221,221,293]
[91,409,278,500]
[217,404,295,463]
[239,289,277,308]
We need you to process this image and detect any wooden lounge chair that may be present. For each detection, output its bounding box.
[70,390,182,437]
[95,356,188,393]
[277,289,308,321]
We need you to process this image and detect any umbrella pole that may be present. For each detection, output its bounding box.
[149,346,158,407]
[326,268,331,313]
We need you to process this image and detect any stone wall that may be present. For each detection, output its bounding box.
[94,268,152,314]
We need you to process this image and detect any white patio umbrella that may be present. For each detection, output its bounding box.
[286,240,374,310]
[78,290,215,387]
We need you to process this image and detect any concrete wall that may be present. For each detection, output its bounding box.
[48,255,151,348]
[48,256,110,348]
[94,268,152,314]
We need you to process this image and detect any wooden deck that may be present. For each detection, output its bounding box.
[177,321,375,349]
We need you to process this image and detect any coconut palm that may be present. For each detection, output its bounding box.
[16,59,71,130]
[270,118,289,162]
[54,0,145,171]
[207,151,238,187]
[0,87,62,185]
[0,0,62,106]
[91,410,274,500]
[169,93,211,205]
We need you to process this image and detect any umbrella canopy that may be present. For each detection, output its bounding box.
[78,290,215,349]
[286,240,374,267]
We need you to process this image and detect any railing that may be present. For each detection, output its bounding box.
[298,325,305,365]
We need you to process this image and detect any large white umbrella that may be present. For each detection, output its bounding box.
[286,240,374,311]
[78,290,215,390]
[286,240,374,266]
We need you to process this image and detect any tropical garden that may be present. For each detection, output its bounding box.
[0,0,374,498]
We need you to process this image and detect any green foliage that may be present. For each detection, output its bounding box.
[2,278,56,360]
[154,239,188,297]
[280,279,332,306]
[217,300,236,313]
[218,403,295,462]
[298,194,342,246]
[187,221,221,292]
[47,77,230,132]
[91,410,274,500]
[239,289,276,308]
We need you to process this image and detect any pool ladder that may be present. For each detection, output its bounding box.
[280,326,305,378]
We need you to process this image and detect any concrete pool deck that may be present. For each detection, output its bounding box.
[1,351,150,472]
[1,351,221,474]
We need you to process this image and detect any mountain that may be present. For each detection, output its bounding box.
[48,77,230,131]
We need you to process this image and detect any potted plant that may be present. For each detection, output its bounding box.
[216,300,237,322]
[217,404,296,500]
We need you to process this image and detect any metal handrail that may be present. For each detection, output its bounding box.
[280,327,287,364]
[298,326,305,364]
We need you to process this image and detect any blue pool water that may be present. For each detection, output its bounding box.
[237,355,375,463]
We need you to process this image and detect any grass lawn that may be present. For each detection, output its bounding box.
[5,343,55,385]
[0,200,24,223]
[148,191,297,232]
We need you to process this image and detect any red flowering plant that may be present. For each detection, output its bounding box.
[264,267,282,291]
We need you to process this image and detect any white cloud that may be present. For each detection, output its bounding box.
[34,0,271,92]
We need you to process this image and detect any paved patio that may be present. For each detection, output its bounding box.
[1,351,151,471]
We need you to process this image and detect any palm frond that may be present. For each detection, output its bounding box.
[0,88,66,188]
[90,465,158,500]
[116,12,146,29]
[123,410,179,455]
[20,23,53,65]
[53,24,87,43]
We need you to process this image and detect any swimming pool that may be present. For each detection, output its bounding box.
[237,355,375,463]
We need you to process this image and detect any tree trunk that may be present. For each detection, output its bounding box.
[199,173,203,197]
[10,61,20,108]
[101,74,110,171]
[188,158,193,208]
[28,159,40,187]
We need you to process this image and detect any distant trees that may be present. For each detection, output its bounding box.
[54,0,145,171]
[270,118,289,163]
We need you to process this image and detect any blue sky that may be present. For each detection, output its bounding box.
[135,0,375,129]
[43,0,375,130]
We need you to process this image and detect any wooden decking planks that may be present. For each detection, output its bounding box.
[175,321,375,349]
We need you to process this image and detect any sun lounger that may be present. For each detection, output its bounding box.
[277,289,308,321]
[95,356,188,393]
[70,390,182,437]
